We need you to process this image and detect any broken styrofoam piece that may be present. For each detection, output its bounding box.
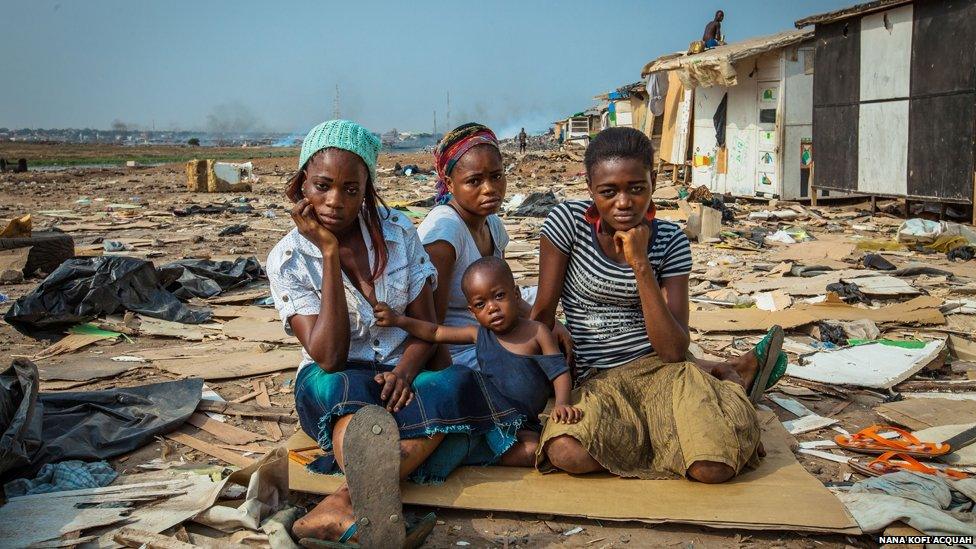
[202,385,228,422]
[797,449,851,464]
[786,339,947,389]
[748,210,799,221]
[755,291,792,312]
[767,394,838,435]
[841,275,921,297]
[798,440,839,449]
[765,230,796,245]
[768,394,817,417]
[784,415,838,435]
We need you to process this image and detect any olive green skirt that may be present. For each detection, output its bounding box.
[536,355,762,479]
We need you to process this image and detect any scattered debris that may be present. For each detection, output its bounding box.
[186,160,255,193]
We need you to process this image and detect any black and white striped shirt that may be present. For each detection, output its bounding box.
[541,201,692,369]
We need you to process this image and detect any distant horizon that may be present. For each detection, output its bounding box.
[1,1,852,138]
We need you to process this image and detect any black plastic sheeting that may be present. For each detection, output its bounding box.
[4,256,266,333]
[158,256,264,300]
[0,359,202,482]
[510,191,560,217]
[3,256,212,332]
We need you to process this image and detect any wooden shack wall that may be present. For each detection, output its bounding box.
[810,0,976,202]
[906,0,976,202]
[812,18,860,194]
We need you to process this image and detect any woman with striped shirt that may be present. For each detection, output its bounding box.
[531,127,783,483]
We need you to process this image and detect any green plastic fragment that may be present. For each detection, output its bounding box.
[846,338,927,349]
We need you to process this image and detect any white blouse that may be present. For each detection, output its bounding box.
[267,208,437,371]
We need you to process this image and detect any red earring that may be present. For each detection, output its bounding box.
[645,201,657,221]
[583,204,600,224]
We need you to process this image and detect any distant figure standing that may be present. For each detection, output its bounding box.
[703,10,724,48]
[518,128,527,153]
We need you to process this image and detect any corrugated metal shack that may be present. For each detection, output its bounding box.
[795,0,976,215]
[642,30,820,200]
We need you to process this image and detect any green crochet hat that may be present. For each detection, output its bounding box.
[299,119,381,182]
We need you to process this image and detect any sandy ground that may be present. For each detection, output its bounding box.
[0,143,919,547]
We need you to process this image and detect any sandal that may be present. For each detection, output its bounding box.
[299,405,435,549]
[835,425,950,457]
[299,512,437,549]
[848,451,969,480]
[748,325,787,404]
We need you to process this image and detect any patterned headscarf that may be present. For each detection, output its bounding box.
[433,123,500,205]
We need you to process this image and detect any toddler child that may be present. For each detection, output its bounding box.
[374,256,581,466]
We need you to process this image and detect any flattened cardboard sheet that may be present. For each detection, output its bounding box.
[877,398,976,431]
[288,413,859,534]
[691,296,944,333]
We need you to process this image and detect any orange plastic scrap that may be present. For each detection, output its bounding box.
[850,451,970,480]
[835,425,950,457]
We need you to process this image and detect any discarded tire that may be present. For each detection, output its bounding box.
[0,231,75,275]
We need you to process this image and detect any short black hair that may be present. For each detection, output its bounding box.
[460,256,515,298]
[583,126,655,179]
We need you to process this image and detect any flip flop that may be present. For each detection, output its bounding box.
[299,405,423,549]
[299,512,437,549]
[835,425,950,458]
[848,451,969,480]
[748,325,787,404]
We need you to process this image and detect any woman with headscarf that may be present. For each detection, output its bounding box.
[418,123,573,368]
[267,120,527,545]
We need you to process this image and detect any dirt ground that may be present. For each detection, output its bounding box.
[0,143,944,547]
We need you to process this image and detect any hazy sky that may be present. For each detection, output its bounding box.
[2,0,849,137]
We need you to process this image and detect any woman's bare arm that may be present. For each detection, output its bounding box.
[614,225,690,362]
[424,241,457,323]
[288,250,350,371]
[529,236,570,328]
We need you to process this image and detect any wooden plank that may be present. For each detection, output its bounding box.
[253,380,283,442]
[230,390,261,404]
[809,162,818,206]
[215,443,276,453]
[166,431,256,468]
[186,413,269,445]
[195,400,297,423]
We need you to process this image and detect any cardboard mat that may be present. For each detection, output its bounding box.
[287,412,859,534]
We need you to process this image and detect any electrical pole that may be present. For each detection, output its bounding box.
[433,110,437,136]
[333,84,340,120]
[446,91,451,131]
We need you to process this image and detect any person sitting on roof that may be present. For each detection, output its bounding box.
[703,10,724,48]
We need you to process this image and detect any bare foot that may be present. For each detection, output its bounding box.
[695,361,747,389]
[729,351,759,389]
[293,486,357,541]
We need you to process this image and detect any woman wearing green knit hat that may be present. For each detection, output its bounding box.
[267,120,529,546]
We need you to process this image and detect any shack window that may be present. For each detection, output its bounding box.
[760,109,777,124]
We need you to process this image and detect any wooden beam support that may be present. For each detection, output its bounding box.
[808,162,818,207]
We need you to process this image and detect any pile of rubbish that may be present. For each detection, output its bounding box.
[1,149,976,546]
